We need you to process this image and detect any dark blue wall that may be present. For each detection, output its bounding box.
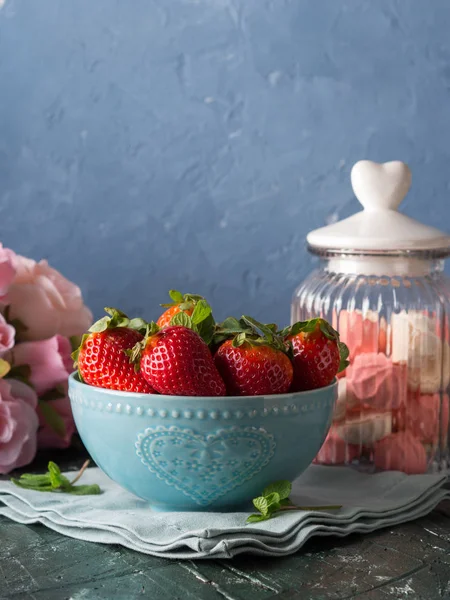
[1,0,450,325]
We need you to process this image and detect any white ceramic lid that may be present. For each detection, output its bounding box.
[307,160,450,254]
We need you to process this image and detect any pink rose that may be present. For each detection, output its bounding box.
[13,335,73,395]
[3,255,92,341]
[0,244,17,296]
[0,379,39,474]
[0,313,15,355]
[37,396,76,449]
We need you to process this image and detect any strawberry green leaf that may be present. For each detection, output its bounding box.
[195,313,216,346]
[232,332,247,348]
[184,294,204,302]
[39,401,66,438]
[338,341,350,372]
[128,318,148,334]
[170,312,192,328]
[241,316,275,343]
[71,333,89,365]
[263,480,292,501]
[191,299,212,326]
[220,317,243,331]
[169,290,184,303]
[319,319,339,341]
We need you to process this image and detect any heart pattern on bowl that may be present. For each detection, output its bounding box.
[135,425,276,506]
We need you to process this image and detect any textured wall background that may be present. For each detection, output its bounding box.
[1,0,450,325]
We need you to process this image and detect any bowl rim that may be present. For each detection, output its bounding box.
[68,371,337,402]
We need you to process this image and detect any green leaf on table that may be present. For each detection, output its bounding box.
[11,460,102,495]
[66,484,102,495]
[252,496,269,516]
[246,513,270,524]
[262,480,292,501]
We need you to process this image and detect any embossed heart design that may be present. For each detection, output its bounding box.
[135,426,276,506]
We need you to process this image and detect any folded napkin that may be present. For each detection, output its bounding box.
[1,465,448,559]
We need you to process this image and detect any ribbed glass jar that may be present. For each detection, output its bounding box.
[292,253,450,474]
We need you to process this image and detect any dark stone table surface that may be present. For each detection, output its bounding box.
[2,444,450,600]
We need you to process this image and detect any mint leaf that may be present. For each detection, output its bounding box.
[48,461,63,488]
[264,491,281,511]
[252,496,269,516]
[246,513,269,524]
[66,484,102,495]
[191,299,212,326]
[169,290,184,303]
[263,480,292,501]
[170,312,192,328]
[12,460,102,496]
[245,479,342,525]
[11,478,53,492]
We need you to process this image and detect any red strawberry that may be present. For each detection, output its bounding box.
[286,318,348,391]
[157,290,203,328]
[73,308,154,393]
[139,325,226,396]
[214,339,293,396]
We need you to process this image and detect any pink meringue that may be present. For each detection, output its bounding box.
[373,431,427,474]
[335,403,392,446]
[406,393,449,446]
[346,353,407,411]
[313,426,360,465]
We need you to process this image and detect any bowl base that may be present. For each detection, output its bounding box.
[148,501,253,513]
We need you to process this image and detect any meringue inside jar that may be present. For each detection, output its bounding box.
[295,253,450,474]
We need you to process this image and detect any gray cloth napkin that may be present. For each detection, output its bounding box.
[0,465,448,559]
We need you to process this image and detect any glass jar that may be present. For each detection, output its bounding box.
[292,161,450,474]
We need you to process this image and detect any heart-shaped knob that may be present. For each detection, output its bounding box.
[351,160,412,212]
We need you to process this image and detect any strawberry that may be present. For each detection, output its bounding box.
[157,290,203,328]
[214,340,293,396]
[157,290,216,346]
[138,325,226,396]
[213,316,293,396]
[284,318,349,392]
[73,308,155,393]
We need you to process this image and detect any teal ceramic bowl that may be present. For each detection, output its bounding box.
[68,373,337,511]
